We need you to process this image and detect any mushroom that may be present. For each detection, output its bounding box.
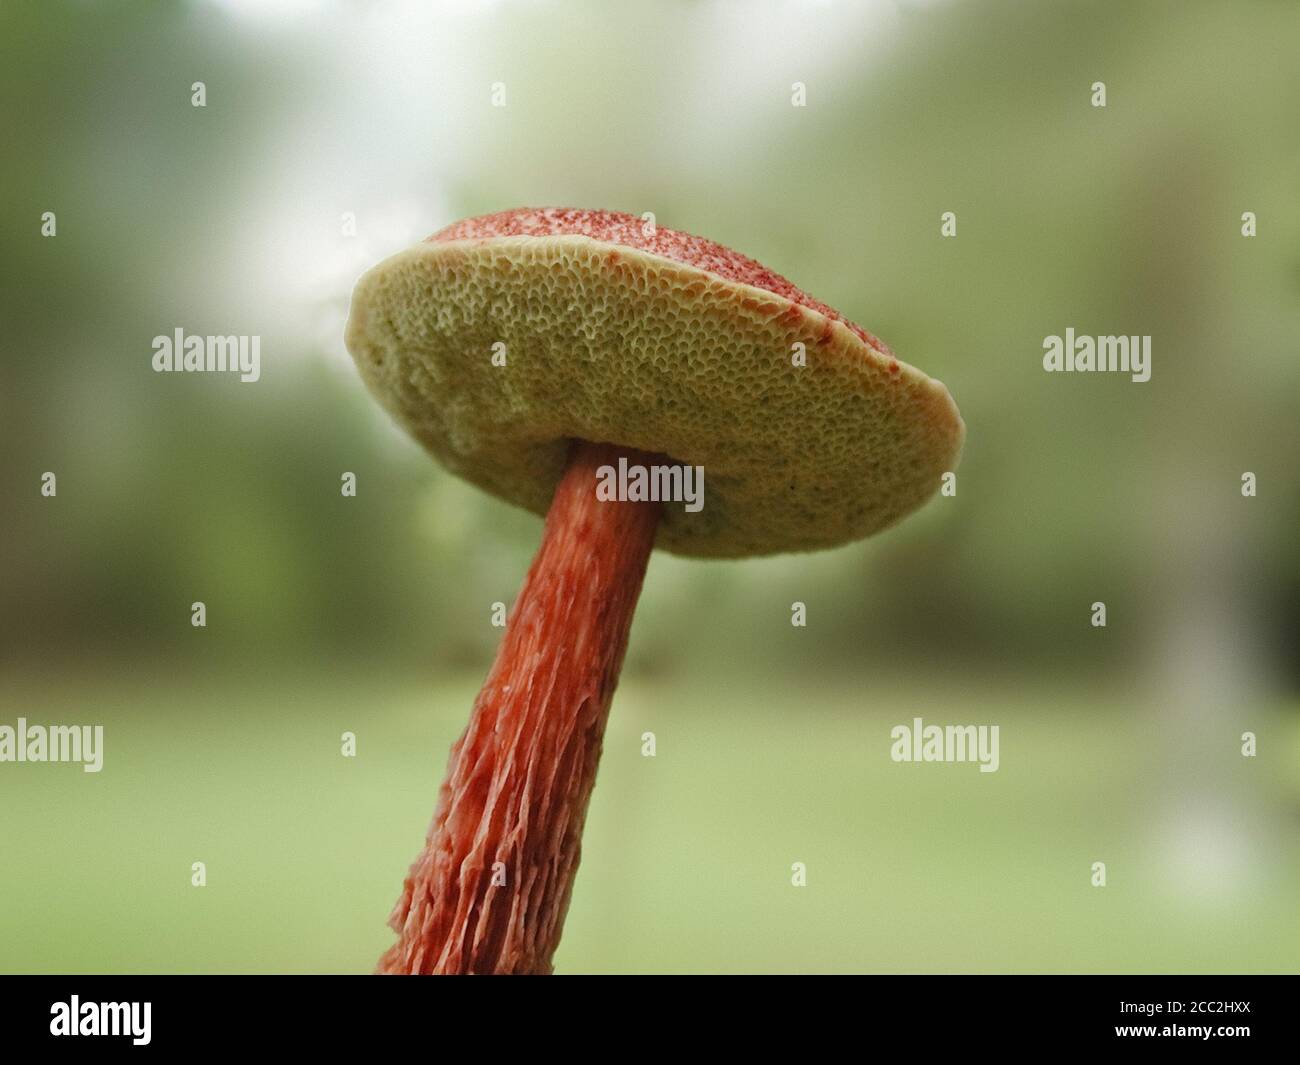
[345,207,964,974]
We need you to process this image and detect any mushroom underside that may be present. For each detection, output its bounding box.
[346,237,964,558]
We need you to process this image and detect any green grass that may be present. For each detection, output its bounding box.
[1,670,1296,973]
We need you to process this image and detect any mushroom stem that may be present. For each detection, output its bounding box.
[378,440,663,975]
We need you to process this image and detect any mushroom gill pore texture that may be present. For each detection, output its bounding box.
[377,440,662,975]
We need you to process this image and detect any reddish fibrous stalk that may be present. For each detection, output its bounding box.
[378,440,663,975]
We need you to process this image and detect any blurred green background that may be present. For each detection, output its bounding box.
[1,0,1297,973]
